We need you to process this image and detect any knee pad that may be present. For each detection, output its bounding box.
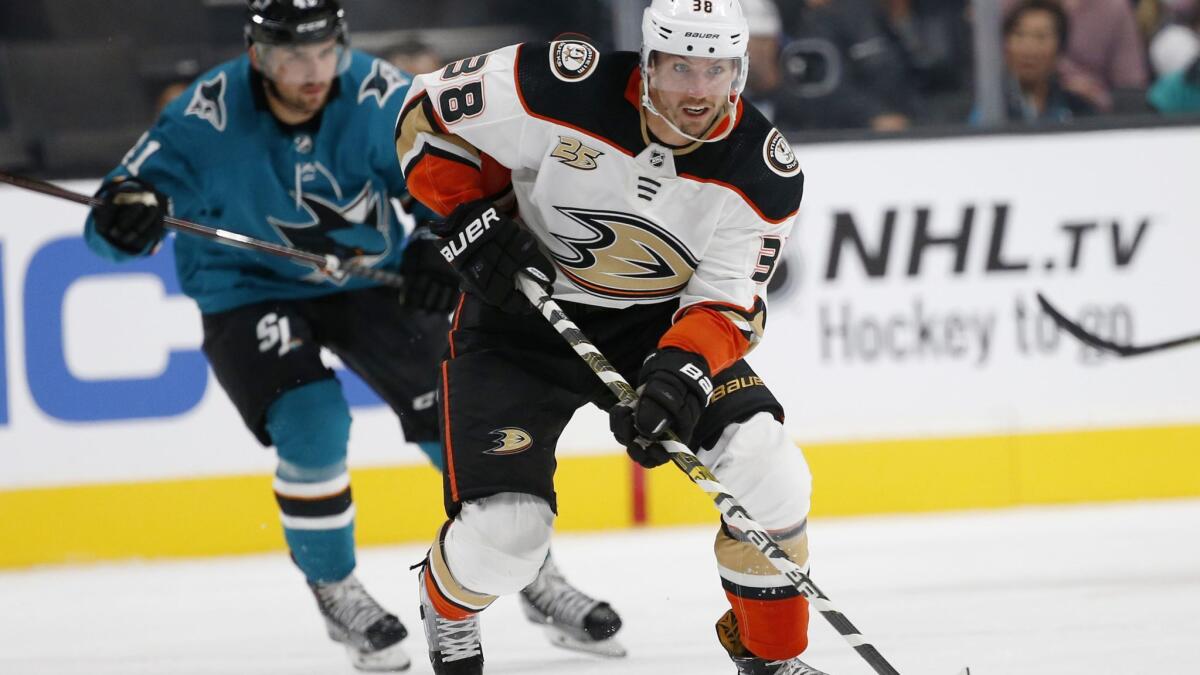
[697,411,811,531]
[443,492,554,596]
[267,379,351,479]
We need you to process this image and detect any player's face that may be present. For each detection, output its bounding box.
[256,38,341,114]
[646,53,738,138]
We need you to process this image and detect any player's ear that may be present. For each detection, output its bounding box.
[248,45,261,71]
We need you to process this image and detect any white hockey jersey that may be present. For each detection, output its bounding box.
[396,40,804,373]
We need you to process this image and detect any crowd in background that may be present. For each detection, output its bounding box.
[745,0,1200,130]
[164,0,1200,130]
[1,0,1199,178]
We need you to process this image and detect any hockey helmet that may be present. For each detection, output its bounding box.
[640,0,750,142]
[245,0,351,83]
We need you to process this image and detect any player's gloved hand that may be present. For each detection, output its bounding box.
[610,402,672,468]
[609,348,714,467]
[92,177,168,255]
[429,199,556,314]
[400,223,461,312]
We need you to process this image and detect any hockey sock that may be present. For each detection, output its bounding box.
[267,379,356,583]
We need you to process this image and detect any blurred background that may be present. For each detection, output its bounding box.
[0,0,1198,176]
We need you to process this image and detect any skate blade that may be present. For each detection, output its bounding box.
[541,626,627,658]
[345,640,412,672]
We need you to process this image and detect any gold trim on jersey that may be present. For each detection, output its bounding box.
[395,94,481,169]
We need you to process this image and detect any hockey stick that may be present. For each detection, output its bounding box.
[0,170,406,289]
[515,275,957,675]
[1036,292,1200,357]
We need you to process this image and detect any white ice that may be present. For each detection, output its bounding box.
[3,499,1199,675]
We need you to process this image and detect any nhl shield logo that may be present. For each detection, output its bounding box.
[649,149,666,168]
[549,40,599,82]
[763,129,801,177]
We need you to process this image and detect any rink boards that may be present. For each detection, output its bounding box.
[1,124,1198,568]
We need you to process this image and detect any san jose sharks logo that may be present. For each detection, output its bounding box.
[358,59,409,107]
[186,72,228,132]
[267,163,394,284]
[549,206,700,300]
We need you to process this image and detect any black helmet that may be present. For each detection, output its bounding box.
[245,0,348,48]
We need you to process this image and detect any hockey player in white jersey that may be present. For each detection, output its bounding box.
[395,1,820,673]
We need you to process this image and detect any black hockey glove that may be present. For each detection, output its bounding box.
[430,199,556,314]
[610,348,714,468]
[92,177,168,255]
[399,223,461,312]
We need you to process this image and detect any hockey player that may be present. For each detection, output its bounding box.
[394,0,821,673]
[83,0,622,671]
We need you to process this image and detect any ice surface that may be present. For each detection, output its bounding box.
[2,499,1199,674]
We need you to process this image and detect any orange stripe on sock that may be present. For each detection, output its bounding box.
[425,566,476,622]
[725,591,810,661]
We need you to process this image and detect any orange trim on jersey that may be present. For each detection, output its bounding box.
[659,306,750,375]
[623,67,642,108]
[406,153,485,217]
[480,153,513,197]
[425,565,476,622]
[440,361,459,503]
[678,171,798,226]
[447,292,467,359]
[725,591,810,661]
[513,44,636,159]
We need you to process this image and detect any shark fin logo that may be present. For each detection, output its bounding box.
[484,428,533,456]
[550,207,699,300]
[185,72,228,132]
[267,167,393,284]
[358,59,410,107]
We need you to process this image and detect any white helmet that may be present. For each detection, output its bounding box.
[640,0,750,142]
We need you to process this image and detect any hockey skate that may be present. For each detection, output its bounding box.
[418,565,485,675]
[518,551,626,658]
[717,609,829,675]
[310,574,411,672]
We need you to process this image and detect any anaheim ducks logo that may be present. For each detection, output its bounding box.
[484,427,533,456]
[763,129,801,178]
[549,40,599,82]
[550,207,700,300]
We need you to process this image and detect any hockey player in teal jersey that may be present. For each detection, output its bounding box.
[82,1,623,671]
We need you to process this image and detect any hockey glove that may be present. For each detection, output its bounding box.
[430,199,556,314]
[609,348,714,468]
[92,177,168,255]
[399,223,461,312]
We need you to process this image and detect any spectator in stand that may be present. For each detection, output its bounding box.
[881,0,974,123]
[1147,0,1200,77]
[385,36,442,77]
[741,0,786,122]
[154,81,191,116]
[1003,0,1149,111]
[778,0,918,131]
[1148,8,1200,112]
[776,0,972,131]
[982,0,1096,124]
